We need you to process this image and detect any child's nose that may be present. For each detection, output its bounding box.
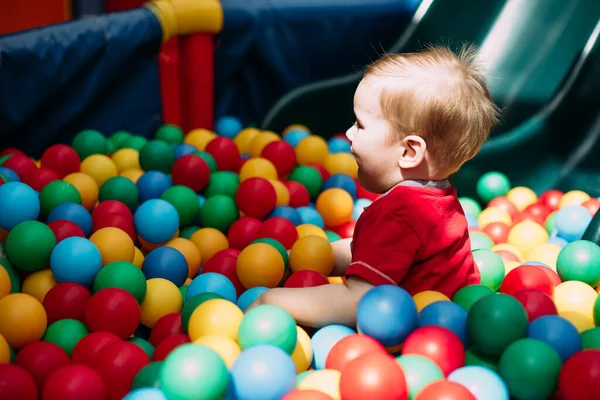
[346,126,354,142]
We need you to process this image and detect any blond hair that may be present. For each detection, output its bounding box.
[364,45,500,175]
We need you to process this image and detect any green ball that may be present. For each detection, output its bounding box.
[5,221,57,272]
[288,165,323,200]
[557,240,600,287]
[296,370,314,386]
[252,237,288,267]
[93,261,147,303]
[139,140,175,173]
[476,171,511,204]
[204,171,240,198]
[179,285,188,304]
[121,136,148,151]
[545,211,558,234]
[199,195,239,233]
[0,258,20,293]
[326,230,342,242]
[132,361,163,390]
[72,130,107,160]
[581,327,600,349]
[499,338,562,400]
[193,151,217,172]
[452,284,495,312]
[180,226,200,239]
[459,197,482,217]
[44,319,89,356]
[0,155,12,165]
[396,354,444,399]
[472,249,505,291]
[99,176,139,211]
[39,180,82,217]
[181,293,224,333]
[161,185,200,226]
[156,125,184,145]
[466,347,499,372]
[106,140,116,155]
[470,231,494,251]
[467,293,529,356]
[110,131,132,149]
[238,304,297,354]
[159,343,229,400]
[127,337,155,359]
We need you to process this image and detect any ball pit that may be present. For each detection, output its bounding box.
[0,120,599,399]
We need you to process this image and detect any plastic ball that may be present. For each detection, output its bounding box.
[148,312,183,347]
[0,267,10,299]
[136,171,172,203]
[189,227,229,262]
[288,166,323,200]
[197,194,238,233]
[63,172,99,210]
[21,269,57,303]
[236,243,285,288]
[0,364,39,400]
[111,148,140,173]
[315,188,353,228]
[85,288,140,339]
[448,366,509,400]
[47,202,92,237]
[70,331,120,366]
[0,182,40,230]
[186,272,237,303]
[472,249,505,291]
[121,135,148,151]
[499,265,553,296]
[477,207,512,230]
[284,270,329,288]
[528,315,581,362]
[5,220,56,272]
[49,236,101,286]
[508,221,549,258]
[559,190,591,208]
[14,341,70,389]
[309,324,356,370]
[413,290,451,312]
[583,198,600,216]
[180,293,223,333]
[204,170,240,198]
[138,140,175,174]
[297,205,325,227]
[234,127,260,154]
[289,326,313,373]
[469,231,494,250]
[483,221,510,244]
[156,124,184,145]
[173,143,197,159]
[249,131,280,157]
[419,301,468,346]
[414,380,475,400]
[396,355,445,399]
[555,204,592,242]
[188,298,243,341]
[261,140,297,177]
[43,282,90,324]
[283,128,310,147]
[140,246,187,287]
[235,177,277,219]
[296,369,341,398]
[152,334,189,362]
[98,176,139,210]
[170,154,210,192]
[401,325,465,376]
[43,318,89,356]
[238,304,297,354]
[558,349,600,400]
[325,334,385,371]
[295,136,329,166]
[476,172,511,204]
[236,287,269,311]
[512,289,557,321]
[48,219,85,243]
[134,199,179,244]
[553,280,597,332]
[289,235,335,276]
[89,227,134,266]
[2,153,37,178]
[140,278,183,328]
[201,250,244,296]
[80,154,119,187]
[556,240,600,286]
[581,327,600,349]
[21,167,58,192]
[204,136,240,171]
[71,129,107,159]
[93,261,146,303]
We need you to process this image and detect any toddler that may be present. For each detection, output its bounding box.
[249,45,500,328]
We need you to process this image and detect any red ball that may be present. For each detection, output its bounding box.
[48,219,86,243]
[21,167,59,192]
[41,144,81,178]
[90,341,149,400]
[482,222,510,244]
[152,334,190,361]
[205,137,241,172]
[71,332,121,366]
[524,203,552,221]
[283,180,310,208]
[227,217,262,251]
[236,177,277,219]
[0,148,26,158]
[14,341,70,390]
[201,250,245,296]
[583,198,600,216]
[512,211,545,226]
[558,350,600,400]
[0,364,38,400]
[2,154,37,179]
[494,249,521,263]
[488,196,518,218]
[356,179,379,201]
[257,217,298,250]
[285,270,329,289]
[539,190,564,211]
[92,212,136,242]
[308,163,330,183]
[43,282,91,324]
[401,326,465,376]
[499,265,554,296]
[84,288,141,339]
[414,380,476,400]
[537,266,562,287]
[325,334,386,371]
[282,389,334,400]
[92,200,133,222]
[261,140,297,177]
[170,154,210,192]
[339,352,408,400]
[334,220,356,239]
[149,312,184,347]
[43,364,107,400]
[512,289,558,322]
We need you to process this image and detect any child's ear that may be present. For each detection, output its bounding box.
[398,135,426,169]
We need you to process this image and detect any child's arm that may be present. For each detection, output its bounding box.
[330,238,353,276]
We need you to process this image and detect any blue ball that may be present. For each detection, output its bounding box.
[357,285,418,346]
[47,202,92,236]
[134,199,179,244]
[419,301,469,346]
[548,232,569,248]
[283,129,310,148]
[528,315,582,362]
[522,261,551,269]
[123,388,167,400]
[173,144,198,159]
[50,237,102,286]
[215,116,243,139]
[0,182,40,230]
[237,287,269,311]
[186,272,237,303]
[311,324,356,370]
[136,171,172,203]
[555,205,592,242]
[230,345,296,400]
[267,206,302,226]
[323,174,357,198]
[297,206,324,228]
[327,137,351,153]
[142,247,188,287]
[448,366,509,400]
[353,198,372,221]
[0,167,20,182]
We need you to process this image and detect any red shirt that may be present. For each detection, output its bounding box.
[346,183,479,297]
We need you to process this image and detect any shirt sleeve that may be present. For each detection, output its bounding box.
[346,210,420,286]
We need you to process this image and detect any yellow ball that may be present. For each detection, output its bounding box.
[120,168,144,184]
[328,277,345,284]
[234,128,260,154]
[291,326,313,373]
[324,153,358,179]
[297,369,341,400]
[249,131,280,157]
[316,188,353,228]
[559,190,590,208]
[0,333,9,364]
[140,278,183,328]
[527,243,562,270]
[239,157,278,181]
[270,179,290,207]
[166,237,202,279]
[553,280,597,332]
[507,221,549,259]
[132,246,144,268]
[188,299,244,342]
[194,334,241,368]
[237,243,285,288]
[80,154,119,187]
[477,207,512,230]
[0,266,10,300]
[21,269,57,303]
[491,243,525,262]
[111,148,140,173]
[289,235,335,276]
[506,186,538,212]
[504,260,522,275]
[0,293,47,349]
[413,291,451,312]
[63,172,99,210]
[90,227,135,265]
[284,124,312,136]
[190,228,229,262]
[297,224,328,240]
[296,136,329,165]
[184,128,217,151]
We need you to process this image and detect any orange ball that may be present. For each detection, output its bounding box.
[166,237,202,278]
[289,235,335,276]
[0,293,47,349]
[190,228,229,262]
[316,188,353,228]
[90,227,135,265]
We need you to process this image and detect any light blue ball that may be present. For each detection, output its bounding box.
[323,174,357,198]
[237,287,269,311]
[142,247,188,287]
[283,130,310,148]
[522,260,551,269]
[186,272,237,303]
[215,116,243,139]
[548,232,569,248]
[555,205,592,242]
[134,199,179,244]
[173,144,198,159]
[448,366,509,400]
[136,171,172,203]
[327,137,351,153]
[50,237,102,286]
[297,206,324,228]
[123,388,167,400]
[0,167,20,182]
[528,315,582,362]
[353,198,372,220]
[466,214,479,229]
[419,301,469,347]
[47,202,92,236]
[267,206,302,226]
[0,182,40,230]
[230,345,296,400]
[311,324,356,370]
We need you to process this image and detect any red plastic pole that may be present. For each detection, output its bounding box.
[158,37,182,126]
